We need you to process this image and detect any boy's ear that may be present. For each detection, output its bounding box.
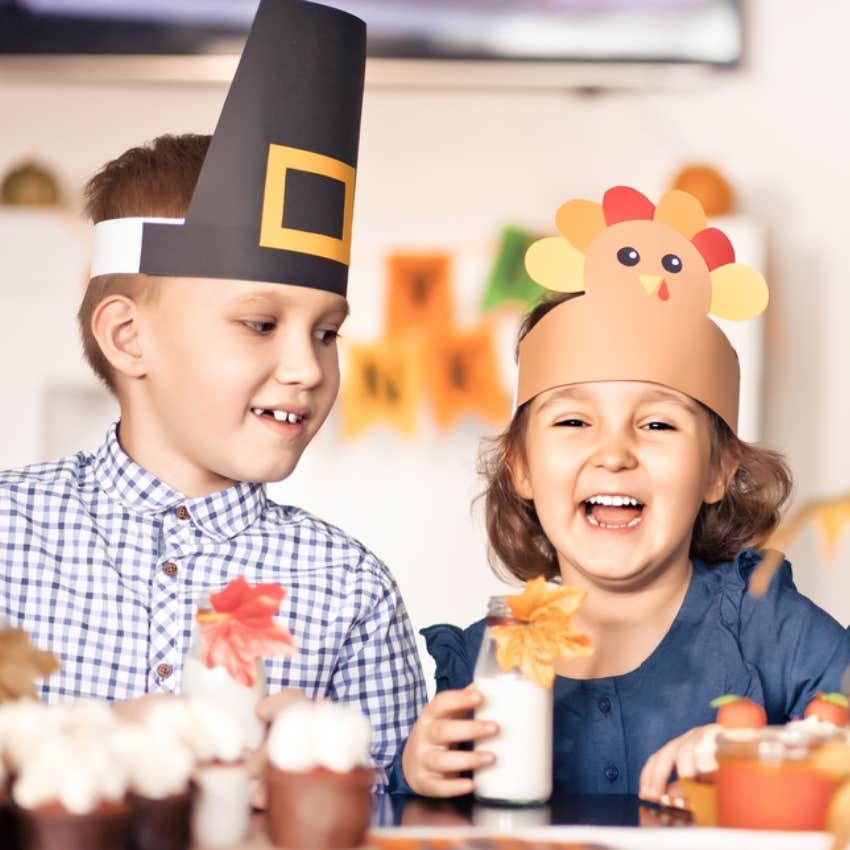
[90,295,146,379]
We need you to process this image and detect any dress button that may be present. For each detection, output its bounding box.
[175,505,190,520]
[162,562,178,578]
[605,764,619,783]
[156,663,173,679]
[598,696,611,714]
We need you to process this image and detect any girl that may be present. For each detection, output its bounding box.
[392,187,850,800]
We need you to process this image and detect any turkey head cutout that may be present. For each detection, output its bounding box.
[525,186,767,321]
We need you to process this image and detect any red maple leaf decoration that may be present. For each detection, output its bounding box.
[197,577,297,686]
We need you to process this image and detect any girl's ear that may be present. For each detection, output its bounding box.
[91,295,147,379]
[508,450,534,501]
[704,448,740,505]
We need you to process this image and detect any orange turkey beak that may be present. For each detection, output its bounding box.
[639,274,663,297]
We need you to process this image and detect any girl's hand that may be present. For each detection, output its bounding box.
[638,723,718,802]
[401,687,499,798]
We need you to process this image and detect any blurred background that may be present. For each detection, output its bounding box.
[1,0,848,685]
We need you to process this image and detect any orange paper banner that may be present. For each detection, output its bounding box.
[341,335,423,438]
[386,253,455,338]
[426,322,510,430]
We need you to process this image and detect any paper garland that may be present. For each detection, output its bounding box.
[480,226,545,311]
[341,335,423,438]
[427,323,510,430]
[386,253,455,336]
[341,249,514,438]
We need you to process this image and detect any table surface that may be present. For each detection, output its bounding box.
[226,795,832,850]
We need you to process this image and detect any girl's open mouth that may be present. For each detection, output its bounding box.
[583,494,644,530]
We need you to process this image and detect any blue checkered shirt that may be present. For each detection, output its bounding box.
[0,423,425,775]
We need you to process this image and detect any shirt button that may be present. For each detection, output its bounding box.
[162,562,178,578]
[598,696,611,714]
[175,505,190,520]
[156,663,173,679]
[605,764,619,783]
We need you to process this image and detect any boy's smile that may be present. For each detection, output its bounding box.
[513,381,726,589]
[116,277,348,497]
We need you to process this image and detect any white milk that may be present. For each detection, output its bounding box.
[181,656,267,751]
[473,803,551,829]
[473,672,553,805]
[191,762,252,849]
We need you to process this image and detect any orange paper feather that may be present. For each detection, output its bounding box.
[490,577,592,689]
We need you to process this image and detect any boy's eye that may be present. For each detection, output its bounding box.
[554,418,588,428]
[643,421,674,431]
[243,320,276,335]
[314,328,341,345]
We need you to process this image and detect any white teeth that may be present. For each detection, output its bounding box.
[273,410,302,423]
[254,407,304,423]
[586,495,641,507]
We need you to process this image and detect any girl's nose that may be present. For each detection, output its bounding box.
[589,431,638,472]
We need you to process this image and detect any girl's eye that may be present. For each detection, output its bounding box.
[643,421,674,431]
[243,320,276,334]
[554,418,588,428]
[314,328,341,345]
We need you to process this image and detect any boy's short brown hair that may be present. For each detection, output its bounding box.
[481,293,793,582]
[79,133,210,392]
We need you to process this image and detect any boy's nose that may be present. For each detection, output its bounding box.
[273,337,324,389]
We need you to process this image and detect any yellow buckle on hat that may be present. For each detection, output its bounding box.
[259,143,355,266]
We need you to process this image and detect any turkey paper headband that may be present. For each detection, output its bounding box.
[516,186,769,432]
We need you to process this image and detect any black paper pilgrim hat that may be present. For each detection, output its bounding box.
[91,0,366,296]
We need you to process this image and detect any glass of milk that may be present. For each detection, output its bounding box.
[473,596,553,806]
[180,593,268,750]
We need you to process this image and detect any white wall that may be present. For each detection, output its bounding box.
[1,0,850,679]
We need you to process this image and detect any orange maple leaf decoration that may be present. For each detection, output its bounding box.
[490,577,592,689]
[197,577,297,686]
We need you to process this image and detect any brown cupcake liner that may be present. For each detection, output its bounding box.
[16,799,131,850]
[129,789,193,850]
[265,765,375,850]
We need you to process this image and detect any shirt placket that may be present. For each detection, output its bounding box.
[148,503,200,693]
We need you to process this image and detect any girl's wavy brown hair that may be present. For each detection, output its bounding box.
[480,293,792,583]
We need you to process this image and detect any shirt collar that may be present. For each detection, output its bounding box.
[94,421,266,541]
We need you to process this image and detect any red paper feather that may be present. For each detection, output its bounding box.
[602,186,655,225]
[198,577,297,686]
[691,227,735,271]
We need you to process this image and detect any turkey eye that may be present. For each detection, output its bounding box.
[662,253,682,273]
[617,247,640,266]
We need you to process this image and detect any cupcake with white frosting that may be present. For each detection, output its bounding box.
[142,696,253,850]
[111,721,195,850]
[265,700,375,850]
[13,731,131,850]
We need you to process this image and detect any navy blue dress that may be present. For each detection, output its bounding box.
[388,549,850,795]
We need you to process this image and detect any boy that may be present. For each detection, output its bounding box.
[0,0,425,778]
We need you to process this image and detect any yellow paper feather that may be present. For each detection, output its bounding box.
[490,577,592,689]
